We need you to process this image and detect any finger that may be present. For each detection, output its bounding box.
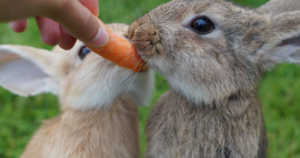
[58,26,77,50]
[35,16,61,46]
[46,0,108,47]
[79,0,99,16]
[9,19,27,33]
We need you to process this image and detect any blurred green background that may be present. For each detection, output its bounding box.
[0,0,300,157]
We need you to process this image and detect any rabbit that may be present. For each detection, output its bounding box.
[127,0,300,157]
[0,23,154,158]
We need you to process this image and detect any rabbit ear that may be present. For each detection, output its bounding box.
[0,45,63,97]
[257,0,300,16]
[258,11,300,70]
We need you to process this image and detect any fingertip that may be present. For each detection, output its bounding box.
[89,27,109,47]
[40,29,60,46]
[59,27,77,50]
[59,40,76,50]
[47,1,104,47]
[36,17,61,46]
[42,34,60,46]
[9,20,27,33]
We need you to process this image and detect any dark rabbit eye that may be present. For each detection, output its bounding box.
[191,17,214,34]
[79,46,91,60]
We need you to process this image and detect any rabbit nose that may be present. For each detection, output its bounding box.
[133,25,159,43]
[129,23,160,53]
[149,31,160,45]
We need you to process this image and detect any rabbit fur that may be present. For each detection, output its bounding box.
[0,23,154,158]
[128,0,300,157]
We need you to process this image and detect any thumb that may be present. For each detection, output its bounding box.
[46,0,108,47]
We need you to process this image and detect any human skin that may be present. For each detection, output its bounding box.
[0,0,108,49]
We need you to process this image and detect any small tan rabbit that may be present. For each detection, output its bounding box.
[0,23,154,158]
[128,0,300,157]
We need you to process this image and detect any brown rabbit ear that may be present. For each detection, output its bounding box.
[258,11,300,70]
[257,0,300,16]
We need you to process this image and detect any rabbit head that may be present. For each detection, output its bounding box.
[0,23,154,110]
[128,0,300,106]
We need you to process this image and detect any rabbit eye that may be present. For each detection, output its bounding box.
[79,46,91,60]
[191,17,214,34]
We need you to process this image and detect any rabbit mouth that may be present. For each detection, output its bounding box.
[135,42,160,54]
[131,38,163,66]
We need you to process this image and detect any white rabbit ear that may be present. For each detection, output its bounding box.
[258,11,300,70]
[0,45,62,97]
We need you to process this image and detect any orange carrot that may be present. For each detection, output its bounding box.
[86,20,146,72]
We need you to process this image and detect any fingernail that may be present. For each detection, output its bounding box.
[90,27,108,47]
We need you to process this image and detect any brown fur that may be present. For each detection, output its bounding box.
[0,24,154,158]
[258,0,300,15]
[18,24,152,158]
[146,90,266,158]
[128,0,300,157]
[21,99,139,158]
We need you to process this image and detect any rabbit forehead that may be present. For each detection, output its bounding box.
[151,0,233,20]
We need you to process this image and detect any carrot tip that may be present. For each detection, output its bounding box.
[86,20,146,72]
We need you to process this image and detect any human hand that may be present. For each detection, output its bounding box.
[0,0,108,49]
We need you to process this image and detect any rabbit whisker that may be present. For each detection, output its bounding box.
[117,71,136,87]
[133,0,156,29]
[115,65,141,109]
[117,57,145,88]
[131,8,142,20]
[73,58,102,83]
[132,0,146,15]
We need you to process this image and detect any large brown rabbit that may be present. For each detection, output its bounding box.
[0,24,154,158]
[128,0,300,157]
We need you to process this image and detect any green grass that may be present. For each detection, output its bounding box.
[0,0,300,157]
